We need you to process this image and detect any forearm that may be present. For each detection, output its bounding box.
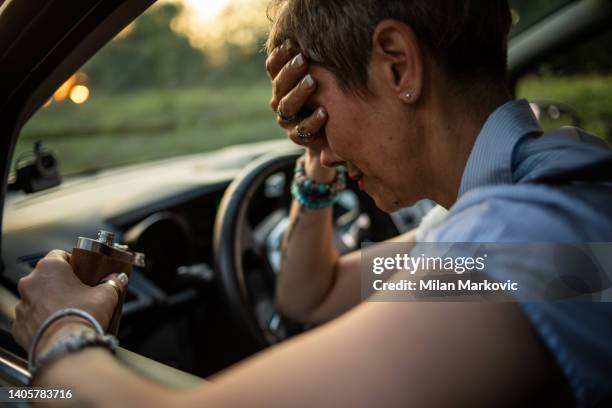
[178,302,556,408]
[276,199,339,320]
[34,303,558,408]
[35,348,176,408]
[28,322,174,408]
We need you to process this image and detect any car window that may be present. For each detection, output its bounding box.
[516,28,612,143]
[508,0,577,37]
[12,0,597,178]
[13,0,279,177]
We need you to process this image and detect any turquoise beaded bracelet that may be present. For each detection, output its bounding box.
[291,155,347,209]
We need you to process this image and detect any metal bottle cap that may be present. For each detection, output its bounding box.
[75,230,145,267]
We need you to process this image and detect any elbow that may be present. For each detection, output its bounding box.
[274,285,320,324]
[274,289,307,323]
[274,260,340,324]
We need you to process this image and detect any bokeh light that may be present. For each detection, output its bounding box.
[53,75,76,101]
[162,0,270,65]
[69,85,90,104]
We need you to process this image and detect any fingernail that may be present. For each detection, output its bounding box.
[317,108,327,119]
[281,38,292,50]
[292,53,305,67]
[302,74,314,88]
[118,273,129,287]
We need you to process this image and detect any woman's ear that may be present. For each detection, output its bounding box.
[370,20,424,104]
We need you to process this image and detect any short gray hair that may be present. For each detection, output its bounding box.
[267,0,512,92]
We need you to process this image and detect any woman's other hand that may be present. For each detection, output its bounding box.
[12,250,127,356]
[267,39,335,183]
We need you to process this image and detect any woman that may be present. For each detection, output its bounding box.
[12,1,612,406]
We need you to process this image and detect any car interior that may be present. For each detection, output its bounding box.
[0,0,611,402]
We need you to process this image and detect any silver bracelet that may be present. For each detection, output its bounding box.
[27,308,117,377]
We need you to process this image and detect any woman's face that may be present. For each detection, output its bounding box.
[308,66,427,212]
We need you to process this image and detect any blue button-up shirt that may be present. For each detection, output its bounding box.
[424,99,612,407]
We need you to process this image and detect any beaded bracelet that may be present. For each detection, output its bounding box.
[27,308,118,381]
[291,155,347,209]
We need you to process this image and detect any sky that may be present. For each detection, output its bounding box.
[177,0,232,23]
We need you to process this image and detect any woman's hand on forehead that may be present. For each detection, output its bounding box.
[267,39,328,149]
[266,39,298,80]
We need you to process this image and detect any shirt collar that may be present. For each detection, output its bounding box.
[458,99,543,197]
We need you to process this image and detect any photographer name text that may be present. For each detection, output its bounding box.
[373,278,518,292]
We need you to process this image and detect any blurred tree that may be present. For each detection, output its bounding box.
[83,3,208,92]
[170,0,271,85]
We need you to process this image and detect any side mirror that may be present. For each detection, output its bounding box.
[529,100,583,130]
[8,141,61,194]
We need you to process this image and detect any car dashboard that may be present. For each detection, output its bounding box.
[0,139,433,376]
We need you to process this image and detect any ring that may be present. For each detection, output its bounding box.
[276,108,296,124]
[296,126,313,141]
[100,278,122,298]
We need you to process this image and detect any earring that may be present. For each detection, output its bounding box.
[403,90,412,101]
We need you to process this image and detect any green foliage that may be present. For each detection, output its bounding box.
[17,81,284,175]
[82,2,270,93]
[517,75,612,141]
[16,74,612,176]
[13,1,612,177]
[84,4,209,92]
[207,49,269,85]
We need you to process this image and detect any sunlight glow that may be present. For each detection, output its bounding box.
[69,85,90,104]
[115,22,136,40]
[163,0,270,65]
[53,75,76,102]
[182,0,230,23]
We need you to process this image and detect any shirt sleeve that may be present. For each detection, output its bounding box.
[415,204,449,242]
[426,185,612,407]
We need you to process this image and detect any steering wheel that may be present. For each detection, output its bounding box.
[213,150,400,349]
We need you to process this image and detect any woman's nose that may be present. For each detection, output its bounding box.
[320,145,344,168]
